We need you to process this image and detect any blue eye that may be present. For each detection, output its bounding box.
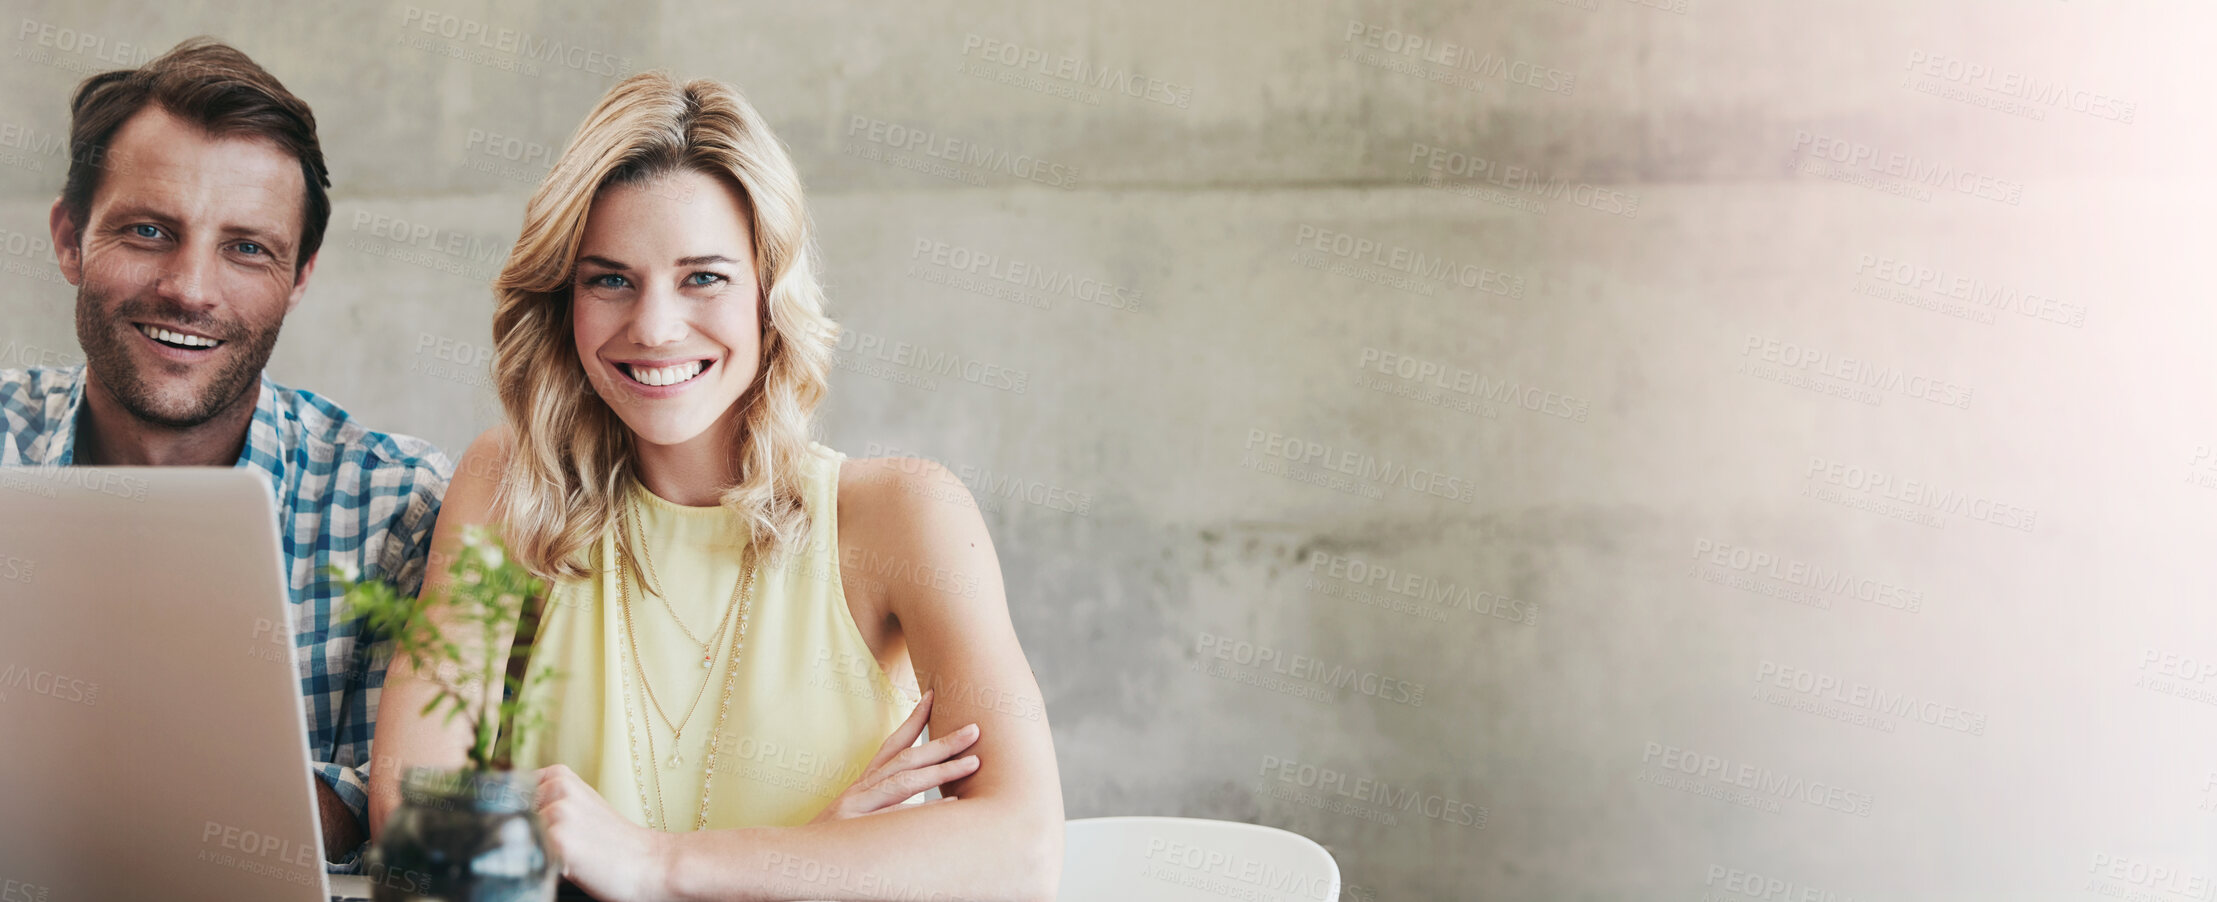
[236,242,264,256]
[586,273,630,289]
[686,272,725,286]
[131,224,162,239]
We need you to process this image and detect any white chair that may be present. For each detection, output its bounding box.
[1056,816,1341,902]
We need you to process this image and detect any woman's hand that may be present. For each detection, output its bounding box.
[536,763,673,902]
[808,689,983,824]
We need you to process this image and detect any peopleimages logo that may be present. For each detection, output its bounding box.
[1407,142,1640,217]
[1194,632,1426,707]
[959,34,1193,109]
[15,19,157,66]
[1905,50,2136,124]
[1789,130,2024,205]
[1141,838,1339,901]
[1293,225,1524,297]
[1257,755,1483,828]
[396,6,633,77]
[832,328,1030,394]
[2140,649,2217,685]
[0,662,98,706]
[1753,660,1986,735]
[1702,863,1855,902]
[1243,428,1480,503]
[847,116,1081,189]
[1639,741,1875,816]
[908,239,1143,312]
[1853,253,2085,327]
[1305,551,1539,626]
[1692,539,1924,613]
[859,441,1094,517]
[1741,335,1974,410]
[2085,854,2217,901]
[1341,20,1577,96]
[1355,349,1590,422]
[1805,456,2037,532]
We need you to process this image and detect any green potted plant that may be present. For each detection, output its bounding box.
[328,526,561,902]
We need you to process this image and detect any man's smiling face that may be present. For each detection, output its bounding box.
[60,104,311,428]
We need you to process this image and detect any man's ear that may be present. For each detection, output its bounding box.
[47,198,82,287]
[285,251,318,314]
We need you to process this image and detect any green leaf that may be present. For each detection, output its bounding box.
[336,531,563,771]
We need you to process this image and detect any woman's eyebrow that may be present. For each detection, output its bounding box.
[576,254,630,270]
[675,254,742,267]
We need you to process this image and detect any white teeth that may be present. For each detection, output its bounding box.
[139,325,220,348]
[630,360,705,387]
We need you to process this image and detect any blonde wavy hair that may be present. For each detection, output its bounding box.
[489,72,838,581]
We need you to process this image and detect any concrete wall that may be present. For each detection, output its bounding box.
[3,0,2213,898]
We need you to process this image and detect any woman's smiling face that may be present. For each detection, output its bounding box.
[570,169,763,450]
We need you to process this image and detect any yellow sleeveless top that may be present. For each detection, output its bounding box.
[510,441,914,831]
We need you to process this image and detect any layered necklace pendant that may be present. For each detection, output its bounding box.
[615,491,760,831]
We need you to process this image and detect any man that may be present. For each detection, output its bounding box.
[0,38,449,871]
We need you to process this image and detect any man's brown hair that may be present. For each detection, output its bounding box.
[60,37,331,273]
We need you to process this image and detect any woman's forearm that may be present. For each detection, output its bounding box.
[365,655,485,835]
[366,442,516,836]
[660,796,1062,902]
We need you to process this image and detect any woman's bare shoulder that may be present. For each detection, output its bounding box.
[441,424,517,531]
[836,454,977,533]
[833,454,1002,608]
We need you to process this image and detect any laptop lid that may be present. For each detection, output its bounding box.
[0,467,331,900]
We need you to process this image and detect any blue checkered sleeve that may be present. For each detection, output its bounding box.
[280,398,451,872]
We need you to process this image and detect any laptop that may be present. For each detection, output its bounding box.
[0,467,375,901]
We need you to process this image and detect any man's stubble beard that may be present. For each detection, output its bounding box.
[73,276,285,430]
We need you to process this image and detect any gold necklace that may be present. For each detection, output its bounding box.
[629,499,720,659]
[615,501,757,831]
[619,496,743,756]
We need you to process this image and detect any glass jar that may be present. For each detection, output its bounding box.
[364,767,559,902]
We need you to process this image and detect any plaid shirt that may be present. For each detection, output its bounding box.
[0,365,450,871]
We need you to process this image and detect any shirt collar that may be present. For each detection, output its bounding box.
[53,367,289,490]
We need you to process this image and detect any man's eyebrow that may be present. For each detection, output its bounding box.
[576,255,630,270]
[98,202,179,228]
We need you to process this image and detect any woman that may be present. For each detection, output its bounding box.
[369,72,1064,901]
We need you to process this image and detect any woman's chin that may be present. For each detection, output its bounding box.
[610,412,724,450]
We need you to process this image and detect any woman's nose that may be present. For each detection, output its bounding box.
[625,281,689,348]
